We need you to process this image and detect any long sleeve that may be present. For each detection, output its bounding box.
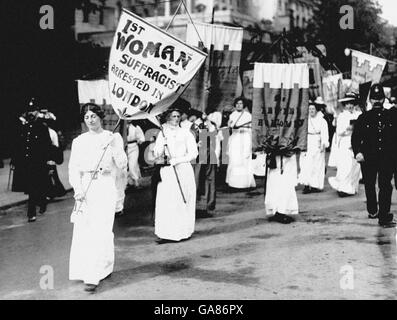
[174,131,199,164]
[136,125,145,144]
[320,118,329,149]
[68,138,83,195]
[336,113,351,136]
[351,114,363,157]
[111,133,128,170]
[153,131,165,159]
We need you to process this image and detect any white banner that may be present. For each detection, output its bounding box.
[108,9,207,120]
[322,73,343,114]
[351,50,386,92]
[252,63,309,152]
[182,22,243,112]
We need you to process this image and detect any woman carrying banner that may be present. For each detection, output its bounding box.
[328,93,361,197]
[299,103,329,193]
[153,108,198,244]
[226,97,256,189]
[68,103,127,292]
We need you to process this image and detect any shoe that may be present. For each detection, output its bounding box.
[156,238,176,245]
[84,284,98,292]
[28,217,36,223]
[269,213,294,224]
[302,186,311,194]
[311,188,322,193]
[39,204,47,214]
[337,191,352,198]
[379,221,397,228]
[368,212,378,219]
[115,210,124,217]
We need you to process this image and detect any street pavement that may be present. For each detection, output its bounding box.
[1,166,397,300]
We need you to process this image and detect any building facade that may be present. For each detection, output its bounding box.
[74,0,284,46]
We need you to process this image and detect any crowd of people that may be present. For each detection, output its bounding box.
[8,83,397,292]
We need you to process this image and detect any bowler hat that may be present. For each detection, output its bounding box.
[369,83,385,100]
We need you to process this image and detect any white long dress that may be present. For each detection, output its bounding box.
[153,124,198,241]
[328,110,361,195]
[299,113,329,190]
[126,124,145,186]
[208,111,223,165]
[68,130,127,285]
[265,155,299,216]
[226,111,256,188]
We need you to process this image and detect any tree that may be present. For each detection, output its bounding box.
[308,0,388,72]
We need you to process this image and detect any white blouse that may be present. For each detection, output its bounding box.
[153,124,198,165]
[69,130,127,195]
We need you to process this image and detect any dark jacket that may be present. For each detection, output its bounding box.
[351,107,397,162]
[12,116,52,193]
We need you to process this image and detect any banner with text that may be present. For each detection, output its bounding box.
[351,50,386,92]
[108,9,207,120]
[295,46,324,100]
[182,22,243,112]
[252,63,309,153]
[322,73,343,114]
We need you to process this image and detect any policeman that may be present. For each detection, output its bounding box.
[351,84,397,227]
[11,98,52,222]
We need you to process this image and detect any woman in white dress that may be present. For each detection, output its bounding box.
[226,97,256,189]
[68,103,127,292]
[126,122,145,187]
[328,93,361,197]
[153,108,198,244]
[299,104,329,193]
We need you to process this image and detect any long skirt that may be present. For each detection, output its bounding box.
[155,163,196,241]
[69,174,117,285]
[226,130,256,188]
[265,155,299,216]
[127,143,141,186]
[328,147,360,195]
[253,152,267,177]
[299,148,326,190]
[115,168,127,212]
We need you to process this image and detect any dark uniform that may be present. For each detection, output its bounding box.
[12,111,52,221]
[193,118,218,215]
[351,84,397,226]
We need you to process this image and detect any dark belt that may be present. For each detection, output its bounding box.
[128,140,138,144]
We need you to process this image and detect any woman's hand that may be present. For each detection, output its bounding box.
[74,193,85,202]
[169,158,178,166]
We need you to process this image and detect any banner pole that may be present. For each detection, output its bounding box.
[160,127,187,204]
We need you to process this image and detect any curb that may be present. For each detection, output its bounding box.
[0,188,74,213]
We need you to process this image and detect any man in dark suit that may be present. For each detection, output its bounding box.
[12,98,52,222]
[352,84,397,228]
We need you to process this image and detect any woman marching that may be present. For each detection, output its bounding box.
[299,103,329,193]
[68,103,127,292]
[226,97,256,189]
[153,108,198,244]
[328,93,362,197]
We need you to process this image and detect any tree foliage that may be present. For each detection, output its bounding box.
[308,0,388,71]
